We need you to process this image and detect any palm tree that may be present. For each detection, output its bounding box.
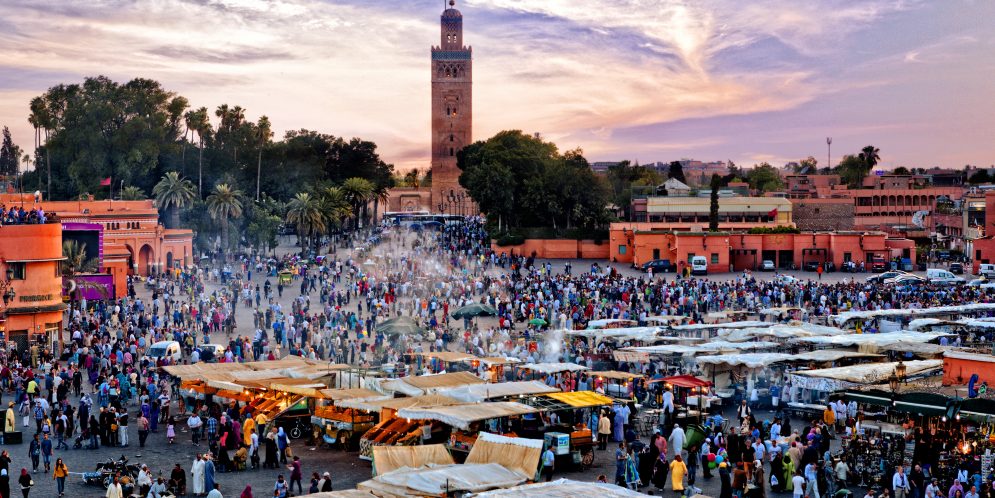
[153,172,197,229]
[255,115,272,201]
[340,177,374,230]
[859,145,880,170]
[119,186,146,200]
[206,183,244,253]
[185,107,211,196]
[321,186,353,233]
[286,192,326,251]
[370,181,392,224]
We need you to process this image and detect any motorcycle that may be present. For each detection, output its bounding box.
[82,455,140,490]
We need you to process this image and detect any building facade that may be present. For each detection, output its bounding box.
[0,222,66,350]
[608,228,915,273]
[627,196,793,229]
[430,0,473,213]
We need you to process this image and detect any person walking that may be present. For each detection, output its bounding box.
[138,413,150,448]
[39,435,51,473]
[52,458,68,497]
[273,475,289,498]
[191,455,205,497]
[598,411,611,450]
[894,466,912,498]
[203,454,216,495]
[287,455,303,495]
[671,455,688,497]
[17,469,31,498]
[27,436,39,473]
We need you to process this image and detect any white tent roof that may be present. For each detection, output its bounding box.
[718,323,849,342]
[663,178,691,191]
[586,319,638,329]
[567,327,663,342]
[397,402,539,430]
[944,350,995,364]
[363,463,527,495]
[790,360,943,384]
[472,478,652,497]
[696,353,794,368]
[793,331,952,347]
[437,381,559,403]
[669,321,770,331]
[519,362,589,374]
[833,303,995,326]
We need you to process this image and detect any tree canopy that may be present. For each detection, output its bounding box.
[458,130,610,230]
[18,75,394,204]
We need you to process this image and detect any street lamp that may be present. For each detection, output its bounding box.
[0,265,15,306]
[888,371,900,393]
[895,359,907,382]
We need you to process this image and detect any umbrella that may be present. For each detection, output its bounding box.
[363,259,377,267]
[377,317,424,335]
[528,318,548,326]
[450,303,499,319]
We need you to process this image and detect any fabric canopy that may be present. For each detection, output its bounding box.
[372,444,455,476]
[543,391,615,408]
[360,463,527,496]
[397,402,538,430]
[401,372,486,390]
[420,351,480,363]
[586,318,638,329]
[833,303,995,326]
[696,353,794,368]
[466,432,544,480]
[472,478,652,497]
[340,393,463,413]
[319,388,383,401]
[791,360,943,384]
[655,375,711,388]
[588,371,645,381]
[478,357,521,366]
[794,332,952,347]
[519,362,589,374]
[438,381,559,403]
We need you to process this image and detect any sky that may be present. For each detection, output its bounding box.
[0,0,993,172]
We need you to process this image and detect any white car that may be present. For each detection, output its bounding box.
[886,274,925,285]
[760,260,775,271]
[967,279,995,289]
[926,268,965,285]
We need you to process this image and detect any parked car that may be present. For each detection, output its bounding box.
[866,270,908,284]
[144,341,182,364]
[885,274,925,285]
[641,259,673,273]
[980,264,995,279]
[967,278,995,289]
[926,268,965,285]
[760,260,775,271]
[950,262,964,274]
[802,261,821,272]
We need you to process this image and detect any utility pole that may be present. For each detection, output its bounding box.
[826,137,833,170]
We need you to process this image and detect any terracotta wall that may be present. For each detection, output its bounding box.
[490,239,609,259]
[943,357,995,387]
[0,223,65,340]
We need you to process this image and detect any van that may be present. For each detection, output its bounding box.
[145,340,182,364]
[979,264,995,279]
[926,268,964,285]
[690,256,708,276]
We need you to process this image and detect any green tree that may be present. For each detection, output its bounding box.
[709,174,721,231]
[0,126,22,176]
[796,156,818,173]
[340,177,373,229]
[859,145,881,170]
[246,204,281,254]
[119,185,146,200]
[185,106,212,196]
[668,161,687,184]
[321,186,353,234]
[153,171,197,229]
[893,166,911,175]
[836,154,869,187]
[746,162,784,192]
[254,115,273,201]
[206,183,244,253]
[968,170,992,185]
[286,192,326,251]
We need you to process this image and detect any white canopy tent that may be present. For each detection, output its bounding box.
[471,478,652,497]
[518,362,589,374]
[833,303,995,327]
[437,381,559,403]
[793,331,953,348]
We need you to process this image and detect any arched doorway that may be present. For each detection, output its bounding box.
[166,252,174,270]
[125,244,136,276]
[138,244,154,276]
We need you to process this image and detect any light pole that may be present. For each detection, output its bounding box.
[826,137,832,170]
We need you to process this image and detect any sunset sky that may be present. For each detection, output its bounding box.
[1,0,993,171]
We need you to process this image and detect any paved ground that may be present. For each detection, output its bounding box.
[9,236,860,497]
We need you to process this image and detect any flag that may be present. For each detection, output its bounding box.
[767,208,778,218]
[100,177,112,186]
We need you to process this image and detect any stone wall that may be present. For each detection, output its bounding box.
[791,199,855,231]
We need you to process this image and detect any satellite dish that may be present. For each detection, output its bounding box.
[912,211,929,229]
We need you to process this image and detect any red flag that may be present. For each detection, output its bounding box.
[768,208,778,218]
[100,177,112,186]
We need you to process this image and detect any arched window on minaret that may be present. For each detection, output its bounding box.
[449,134,454,142]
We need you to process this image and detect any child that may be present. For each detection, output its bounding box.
[597,475,609,483]
[166,420,176,444]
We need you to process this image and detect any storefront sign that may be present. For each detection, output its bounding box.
[19,294,53,302]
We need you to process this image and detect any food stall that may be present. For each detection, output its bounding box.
[477,357,521,383]
[312,388,382,450]
[587,371,644,400]
[395,401,539,458]
[351,394,464,461]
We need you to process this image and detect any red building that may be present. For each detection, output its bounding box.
[609,228,915,273]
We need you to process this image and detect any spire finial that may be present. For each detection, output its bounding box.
[449,0,455,6]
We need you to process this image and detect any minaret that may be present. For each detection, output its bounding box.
[430,0,472,214]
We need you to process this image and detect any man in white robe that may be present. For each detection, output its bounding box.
[191,455,205,496]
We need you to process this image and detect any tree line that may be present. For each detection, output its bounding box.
[6,75,396,254]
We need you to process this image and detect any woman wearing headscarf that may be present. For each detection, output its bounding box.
[782,454,796,493]
[770,450,785,492]
[0,467,9,498]
[17,469,31,498]
[264,430,279,469]
[641,434,662,487]
[239,485,253,498]
[276,427,289,464]
[203,454,217,494]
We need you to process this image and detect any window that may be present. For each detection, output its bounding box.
[450,148,454,157]
[711,253,719,264]
[687,253,695,263]
[652,249,660,260]
[618,245,627,255]
[450,134,454,142]
[843,252,852,263]
[7,263,25,280]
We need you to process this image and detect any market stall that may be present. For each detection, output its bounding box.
[396,401,538,456]
[312,388,383,450]
[354,394,464,461]
[371,444,455,476]
[472,478,652,498]
[357,462,528,497]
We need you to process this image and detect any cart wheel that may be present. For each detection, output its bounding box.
[289,425,303,439]
[582,450,594,468]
